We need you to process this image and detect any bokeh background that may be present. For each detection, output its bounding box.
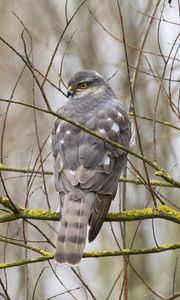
[0,1,180,299]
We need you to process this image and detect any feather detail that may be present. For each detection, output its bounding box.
[88,193,112,242]
[55,189,94,266]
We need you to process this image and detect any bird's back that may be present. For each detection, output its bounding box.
[52,70,132,265]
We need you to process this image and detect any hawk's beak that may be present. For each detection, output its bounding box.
[67,86,75,97]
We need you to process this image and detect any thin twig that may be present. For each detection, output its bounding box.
[41,0,87,88]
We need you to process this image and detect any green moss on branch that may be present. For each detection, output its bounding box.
[0,240,179,269]
[0,196,179,224]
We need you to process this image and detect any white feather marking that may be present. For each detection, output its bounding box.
[64,169,78,186]
[66,130,71,135]
[56,205,60,213]
[60,139,64,144]
[107,117,112,122]
[117,111,122,118]
[91,86,104,95]
[56,125,61,134]
[129,122,136,147]
[104,155,110,166]
[111,122,119,133]
[104,156,110,166]
[47,135,52,146]
[94,71,104,79]
[57,121,66,133]
[70,170,76,175]
[98,128,106,134]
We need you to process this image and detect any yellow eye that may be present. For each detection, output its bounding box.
[79,82,88,89]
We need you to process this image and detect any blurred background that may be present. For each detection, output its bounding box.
[0,0,180,299]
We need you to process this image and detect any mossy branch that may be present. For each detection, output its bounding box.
[106,205,180,224]
[120,177,175,188]
[0,234,179,269]
[0,195,179,224]
[84,242,180,258]
[0,196,179,269]
[0,195,58,222]
[129,112,180,131]
[0,235,53,269]
[0,163,52,175]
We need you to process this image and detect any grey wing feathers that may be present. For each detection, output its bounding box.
[86,101,131,241]
[89,193,112,242]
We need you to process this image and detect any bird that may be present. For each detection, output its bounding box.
[52,70,134,266]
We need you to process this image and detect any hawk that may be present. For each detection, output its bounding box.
[52,70,133,265]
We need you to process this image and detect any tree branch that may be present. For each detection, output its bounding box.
[0,235,179,270]
[0,195,179,224]
[0,98,180,188]
[0,163,177,188]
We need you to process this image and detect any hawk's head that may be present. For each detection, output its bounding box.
[67,70,106,99]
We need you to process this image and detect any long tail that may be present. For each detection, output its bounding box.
[55,189,94,266]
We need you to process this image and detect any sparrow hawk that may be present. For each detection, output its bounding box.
[52,70,133,265]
